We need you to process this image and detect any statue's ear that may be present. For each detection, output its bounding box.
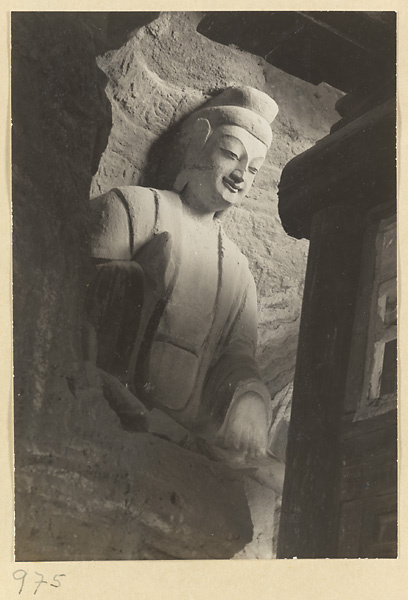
[173,118,212,193]
[185,118,212,165]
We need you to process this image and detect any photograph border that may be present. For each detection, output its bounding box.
[2,2,406,598]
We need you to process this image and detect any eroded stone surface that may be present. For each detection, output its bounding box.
[16,365,252,560]
[233,479,277,559]
[16,436,252,560]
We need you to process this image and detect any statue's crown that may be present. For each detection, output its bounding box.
[185,86,278,147]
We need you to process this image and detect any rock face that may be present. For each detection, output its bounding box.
[12,13,110,416]
[16,366,252,560]
[13,11,343,561]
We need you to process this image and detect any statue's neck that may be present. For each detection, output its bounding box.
[179,190,220,227]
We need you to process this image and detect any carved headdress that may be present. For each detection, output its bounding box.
[183,86,279,147]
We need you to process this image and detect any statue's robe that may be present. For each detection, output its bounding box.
[86,186,268,430]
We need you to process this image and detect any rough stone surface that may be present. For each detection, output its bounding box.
[268,382,294,463]
[15,364,252,560]
[233,479,277,559]
[13,11,343,561]
[12,13,111,435]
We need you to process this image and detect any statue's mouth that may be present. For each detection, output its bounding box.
[223,178,242,193]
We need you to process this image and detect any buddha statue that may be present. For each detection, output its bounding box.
[84,86,279,458]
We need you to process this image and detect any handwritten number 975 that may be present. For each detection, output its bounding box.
[13,570,65,595]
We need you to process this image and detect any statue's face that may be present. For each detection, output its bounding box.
[184,124,268,213]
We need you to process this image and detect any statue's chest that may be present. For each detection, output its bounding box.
[158,222,220,345]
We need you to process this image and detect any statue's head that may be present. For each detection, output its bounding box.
[174,86,278,214]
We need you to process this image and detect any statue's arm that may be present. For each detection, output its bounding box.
[82,187,157,430]
[227,273,270,402]
[89,186,156,260]
[207,273,271,456]
[89,189,133,260]
[83,186,156,369]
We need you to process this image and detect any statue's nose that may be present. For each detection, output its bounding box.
[230,169,245,183]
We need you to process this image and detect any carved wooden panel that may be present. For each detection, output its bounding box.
[345,210,397,421]
[338,411,397,557]
[338,208,397,558]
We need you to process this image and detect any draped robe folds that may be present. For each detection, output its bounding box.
[86,186,270,430]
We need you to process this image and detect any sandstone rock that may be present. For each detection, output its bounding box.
[268,382,294,463]
[17,432,253,560]
[16,364,253,560]
[12,13,111,442]
[234,479,278,559]
[147,408,192,445]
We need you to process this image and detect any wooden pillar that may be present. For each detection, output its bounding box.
[276,95,396,558]
[277,205,364,557]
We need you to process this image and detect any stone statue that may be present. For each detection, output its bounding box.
[84,86,279,458]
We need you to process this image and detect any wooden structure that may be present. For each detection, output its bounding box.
[277,104,397,558]
[200,11,397,557]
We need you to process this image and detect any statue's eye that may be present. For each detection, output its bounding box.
[248,166,258,175]
[221,148,239,160]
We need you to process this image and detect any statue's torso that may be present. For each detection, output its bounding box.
[90,186,253,426]
[147,206,222,417]
[158,212,220,348]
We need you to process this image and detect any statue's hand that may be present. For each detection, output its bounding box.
[216,392,268,458]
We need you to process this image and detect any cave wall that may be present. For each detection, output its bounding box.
[12,13,110,424]
[12,11,342,560]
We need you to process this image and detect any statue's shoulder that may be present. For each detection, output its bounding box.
[94,186,182,220]
[89,186,162,259]
[91,185,157,232]
[111,185,156,205]
[90,185,156,211]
